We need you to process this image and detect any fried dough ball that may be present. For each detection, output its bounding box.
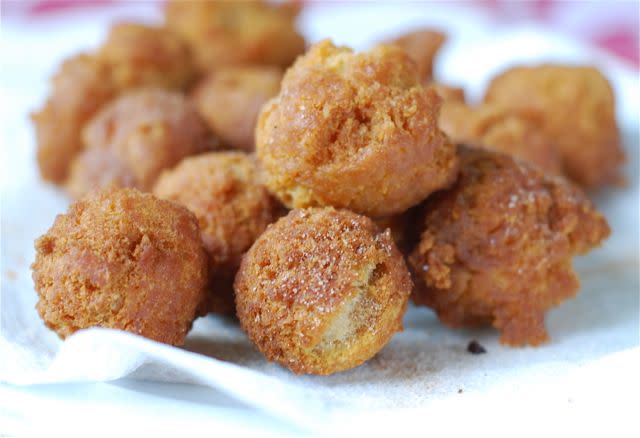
[484,65,625,188]
[387,29,446,81]
[439,101,563,174]
[164,0,305,73]
[235,207,412,375]
[33,24,197,184]
[256,40,458,217]
[32,187,208,345]
[153,152,283,315]
[65,89,212,198]
[32,54,116,183]
[98,22,195,91]
[193,66,282,152]
[408,147,610,346]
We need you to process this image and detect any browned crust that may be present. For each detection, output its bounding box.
[153,152,284,315]
[256,40,458,217]
[439,101,563,175]
[387,29,447,81]
[234,207,412,375]
[408,146,610,346]
[372,208,422,255]
[33,23,197,185]
[66,89,212,198]
[164,0,305,72]
[31,187,208,345]
[193,66,282,152]
[32,54,116,183]
[98,22,196,92]
[484,64,625,188]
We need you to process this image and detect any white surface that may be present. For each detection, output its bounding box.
[1,2,639,436]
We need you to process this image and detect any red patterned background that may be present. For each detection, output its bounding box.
[2,0,639,67]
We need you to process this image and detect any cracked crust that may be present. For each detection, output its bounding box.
[31,187,208,345]
[153,152,284,315]
[234,207,412,375]
[256,40,458,216]
[408,147,610,346]
[484,65,625,188]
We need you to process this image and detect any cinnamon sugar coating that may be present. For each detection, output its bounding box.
[408,147,610,346]
[32,187,208,345]
[164,0,305,73]
[153,152,283,315]
[193,66,282,152]
[256,40,458,216]
[234,208,412,375]
[66,89,212,198]
[439,101,563,175]
[484,65,625,188]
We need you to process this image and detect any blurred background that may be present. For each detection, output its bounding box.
[2,0,639,67]
[2,1,638,193]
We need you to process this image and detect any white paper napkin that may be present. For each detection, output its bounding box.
[1,3,638,431]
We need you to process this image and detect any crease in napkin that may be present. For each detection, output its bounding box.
[1,21,639,427]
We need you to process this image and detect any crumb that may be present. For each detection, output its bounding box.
[6,270,16,281]
[467,340,487,354]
